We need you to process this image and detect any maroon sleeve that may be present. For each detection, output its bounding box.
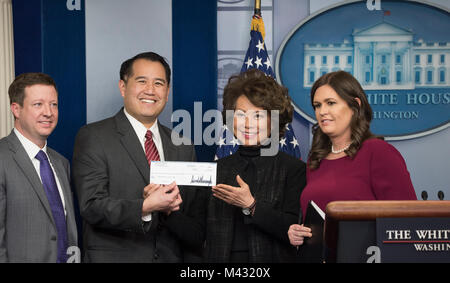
[369,140,417,200]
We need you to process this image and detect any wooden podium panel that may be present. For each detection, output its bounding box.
[324,201,450,263]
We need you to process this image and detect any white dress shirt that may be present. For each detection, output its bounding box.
[123,108,165,222]
[14,128,67,216]
[123,109,165,162]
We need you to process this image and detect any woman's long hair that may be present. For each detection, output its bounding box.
[308,71,382,170]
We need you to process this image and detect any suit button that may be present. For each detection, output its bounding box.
[51,236,57,241]
[154,253,159,260]
[157,224,163,231]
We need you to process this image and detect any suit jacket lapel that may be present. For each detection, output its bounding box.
[47,150,74,213]
[47,149,78,244]
[115,109,150,184]
[158,122,177,161]
[7,132,54,222]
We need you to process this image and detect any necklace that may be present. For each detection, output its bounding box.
[331,143,351,154]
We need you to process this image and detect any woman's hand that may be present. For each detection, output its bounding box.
[212,175,254,208]
[287,224,312,246]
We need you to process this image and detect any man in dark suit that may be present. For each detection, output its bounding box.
[0,73,78,263]
[72,52,205,262]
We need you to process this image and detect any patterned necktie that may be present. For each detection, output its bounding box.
[35,150,68,263]
[145,130,160,166]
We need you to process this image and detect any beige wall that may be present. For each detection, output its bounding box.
[0,0,14,138]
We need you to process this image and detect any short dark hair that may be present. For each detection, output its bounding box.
[119,52,171,85]
[222,69,293,138]
[8,72,57,106]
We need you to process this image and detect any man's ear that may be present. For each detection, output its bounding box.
[10,103,21,120]
[119,80,126,97]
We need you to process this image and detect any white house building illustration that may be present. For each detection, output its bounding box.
[303,21,450,89]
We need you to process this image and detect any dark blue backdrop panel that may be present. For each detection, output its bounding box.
[172,0,218,161]
[12,0,43,75]
[41,0,86,161]
[12,0,86,161]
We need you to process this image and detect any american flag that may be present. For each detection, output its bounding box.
[215,14,301,160]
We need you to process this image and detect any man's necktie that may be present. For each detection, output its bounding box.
[35,150,68,263]
[145,130,160,166]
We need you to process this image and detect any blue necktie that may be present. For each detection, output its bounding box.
[35,150,68,263]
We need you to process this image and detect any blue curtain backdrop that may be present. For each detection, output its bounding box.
[12,0,86,161]
[12,0,218,162]
[172,0,218,161]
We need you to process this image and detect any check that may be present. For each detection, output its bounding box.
[150,161,217,187]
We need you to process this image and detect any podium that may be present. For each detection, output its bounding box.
[324,201,450,263]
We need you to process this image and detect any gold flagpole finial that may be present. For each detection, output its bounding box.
[251,0,265,39]
[254,0,261,16]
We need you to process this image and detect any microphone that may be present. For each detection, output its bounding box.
[421,190,428,200]
[437,191,445,200]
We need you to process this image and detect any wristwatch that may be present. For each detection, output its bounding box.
[242,200,256,216]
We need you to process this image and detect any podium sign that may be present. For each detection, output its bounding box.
[325,201,450,263]
[376,218,450,263]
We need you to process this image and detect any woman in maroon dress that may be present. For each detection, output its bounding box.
[287,70,417,247]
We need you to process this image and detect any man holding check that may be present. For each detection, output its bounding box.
[73,52,205,262]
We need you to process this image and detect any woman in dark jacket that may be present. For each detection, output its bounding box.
[204,69,307,263]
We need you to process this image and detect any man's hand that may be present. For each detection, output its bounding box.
[143,183,162,199]
[142,182,182,216]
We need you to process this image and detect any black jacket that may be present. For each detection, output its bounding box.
[204,148,306,262]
